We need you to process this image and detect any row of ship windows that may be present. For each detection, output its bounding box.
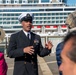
[0,17,67,20]
[0,13,70,16]
[0,1,38,3]
[34,17,67,19]
[0,9,75,12]
[0,0,51,3]
[0,26,22,29]
[0,21,65,24]
[0,18,66,22]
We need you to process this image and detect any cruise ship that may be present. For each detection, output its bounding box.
[0,0,76,37]
[0,0,76,53]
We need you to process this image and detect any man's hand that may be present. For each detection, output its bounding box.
[45,41,53,50]
[23,46,34,55]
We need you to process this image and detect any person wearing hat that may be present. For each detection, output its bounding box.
[56,11,76,75]
[7,13,53,75]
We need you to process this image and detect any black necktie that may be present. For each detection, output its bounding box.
[27,33,29,39]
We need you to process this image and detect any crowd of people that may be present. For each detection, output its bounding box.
[0,11,76,75]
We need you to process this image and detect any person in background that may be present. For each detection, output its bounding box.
[56,11,76,75]
[59,30,76,75]
[7,13,53,75]
[56,42,63,75]
[0,52,8,75]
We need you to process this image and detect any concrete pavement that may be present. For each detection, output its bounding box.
[5,53,59,75]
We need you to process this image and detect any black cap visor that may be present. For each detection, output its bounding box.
[21,16,32,23]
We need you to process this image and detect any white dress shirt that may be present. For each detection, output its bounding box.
[23,30,31,39]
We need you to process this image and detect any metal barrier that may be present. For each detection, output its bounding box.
[0,36,64,54]
[41,36,64,53]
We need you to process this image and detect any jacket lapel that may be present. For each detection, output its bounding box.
[20,30,30,46]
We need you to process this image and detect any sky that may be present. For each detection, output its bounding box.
[67,0,76,5]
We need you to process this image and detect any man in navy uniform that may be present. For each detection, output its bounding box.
[7,13,53,75]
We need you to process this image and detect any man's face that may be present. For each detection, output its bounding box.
[59,39,76,75]
[21,21,32,32]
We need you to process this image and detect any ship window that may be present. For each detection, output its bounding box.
[6,0,10,3]
[68,13,70,15]
[28,1,32,3]
[41,0,49,3]
[44,21,47,23]
[11,22,14,24]
[11,18,14,20]
[44,17,46,20]
[7,18,10,20]
[15,21,18,24]
[56,21,59,23]
[64,13,67,15]
[13,26,22,28]
[0,26,3,28]
[64,8,75,11]
[40,17,42,20]
[35,17,38,20]
[19,0,22,3]
[7,22,10,24]
[15,1,18,3]
[52,17,55,19]
[0,18,2,20]
[48,17,50,19]
[34,1,38,3]
[11,14,14,16]
[56,13,59,15]
[35,14,38,16]
[56,17,59,19]
[15,14,19,16]
[3,22,6,24]
[40,13,42,16]
[48,13,50,15]
[39,9,44,11]
[46,9,63,11]
[48,21,50,23]
[60,13,63,15]
[7,14,10,16]
[60,21,63,23]
[44,13,46,16]
[52,13,55,15]
[0,22,2,24]
[23,1,26,3]
[64,21,65,23]
[60,17,63,19]
[3,18,6,20]
[11,0,14,3]
[64,17,67,19]
[3,26,12,29]
[40,21,42,23]
[7,1,8,3]
[0,14,2,16]
[3,0,5,3]
[52,21,55,23]
[36,21,39,23]
[3,14,6,16]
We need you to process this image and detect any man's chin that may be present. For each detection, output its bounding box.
[26,29,31,32]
